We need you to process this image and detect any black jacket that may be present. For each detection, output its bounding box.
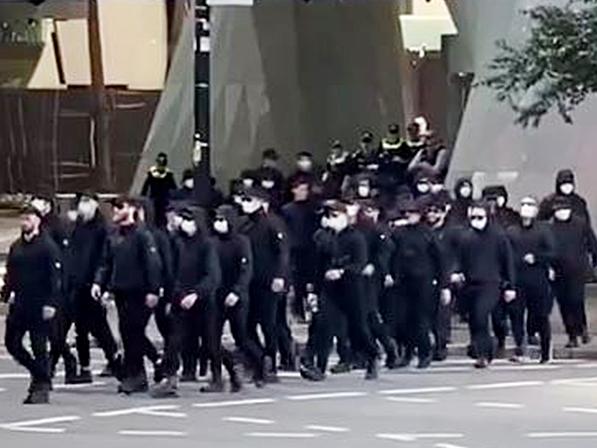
[281,199,320,253]
[357,220,394,279]
[240,210,290,285]
[507,220,555,280]
[4,233,62,315]
[67,213,108,290]
[95,224,162,295]
[141,167,177,203]
[551,216,597,277]
[456,224,515,288]
[431,221,461,278]
[172,233,221,305]
[326,226,368,281]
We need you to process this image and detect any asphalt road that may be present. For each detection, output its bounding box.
[2,349,597,448]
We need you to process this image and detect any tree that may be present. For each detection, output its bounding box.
[481,0,597,127]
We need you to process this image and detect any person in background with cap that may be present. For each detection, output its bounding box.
[507,197,556,363]
[539,169,591,224]
[2,206,63,404]
[550,198,597,348]
[447,177,474,228]
[254,149,285,206]
[170,168,196,204]
[322,140,350,200]
[67,192,121,384]
[30,194,77,384]
[482,185,520,230]
[151,207,221,397]
[93,196,163,394]
[286,151,322,201]
[141,152,177,228]
[388,199,450,369]
[239,187,290,384]
[452,202,516,369]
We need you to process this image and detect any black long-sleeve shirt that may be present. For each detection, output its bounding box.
[214,233,253,300]
[328,226,368,279]
[551,216,597,277]
[507,221,556,279]
[456,225,516,288]
[67,214,107,290]
[94,224,162,295]
[4,233,62,315]
[281,200,320,253]
[357,221,394,279]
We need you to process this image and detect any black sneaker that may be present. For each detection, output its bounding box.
[150,377,179,399]
[396,357,412,368]
[417,356,432,369]
[330,362,351,374]
[70,369,93,385]
[200,381,225,393]
[118,375,149,395]
[364,359,379,380]
[565,337,579,349]
[23,382,50,405]
[299,365,325,382]
[582,333,592,345]
[474,358,489,369]
[63,353,78,385]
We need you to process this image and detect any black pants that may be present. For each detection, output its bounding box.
[554,273,585,339]
[214,298,262,378]
[163,300,221,382]
[49,301,75,372]
[114,291,153,379]
[5,309,50,384]
[464,283,500,361]
[302,310,330,372]
[492,297,525,350]
[385,287,409,350]
[73,288,118,368]
[520,271,553,360]
[247,282,279,367]
[401,276,435,360]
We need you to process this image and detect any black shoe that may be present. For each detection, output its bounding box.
[23,382,50,405]
[385,340,399,369]
[527,335,540,346]
[432,348,448,362]
[63,353,78,384]
[253,378,265,389]
[396,357,412,368]
[69,369,93,385]
[229,365,244,393]
[330,362,351,374]
[151,377,179,399]
[180,371,198,383]
[200,381,225,393]
[365,359,379,380]
[582,333,592,345]
[565,337,580,349]
[495,346,506,359]
[118,375,148,395]
[417,356,432,369]
[539,357,551,364]
[153,358,165,384]
[299,364,325,382]
[474,358,489,369]
[263,356,279,384]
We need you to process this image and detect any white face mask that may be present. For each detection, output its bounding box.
[327,214,349,233]
[261,180,275,190]
[417,183,430,194]
[554,208,572,221]
[67,210,78,223]
[77,199,99,222]
[213,219,229,234]
[470,216,488,231]
[242,178,254,188]
[357,186,370,198]
[559,183,574,195]
[321,216,330,229]
[459,185,472,198]
[241,199,262,215]
[183,179,194,189]
[346,204,360,218]
[520,204,538,219]
[180,219,197,236]
[431,184,444,194]
[297,160,313,171]
[496,196,506,208]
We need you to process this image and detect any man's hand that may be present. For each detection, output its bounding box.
[145,293,159,309]
[180,293,199,310]
[523,253,536,265]
[504,289,517,303]
[100,292,113,307]
[325,269,344,282]
[42,305,56,321]
[271,278,285,293]
[91,283,102,301]
[450,273,465,285]
[362,264,375,277]
[440,288,452,306]
[7,291,15,306]
[384,275,395,288]
[225,292,240,308]
[548,268,556,282]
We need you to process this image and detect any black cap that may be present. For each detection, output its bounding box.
[244,186,270,202]
[262,148,279,160]
[297,151,313,159]
[182,168,194,180]
[331,140,343,149]
[556,169,575,186]
[110,195,133,209]
[76,190,99,202]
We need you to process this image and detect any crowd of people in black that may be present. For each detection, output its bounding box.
[2,119,596,405]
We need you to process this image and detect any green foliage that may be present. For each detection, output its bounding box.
[481,0,597,127]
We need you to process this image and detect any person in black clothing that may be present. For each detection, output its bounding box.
[347,131,378,177]
[150,207,221,397]
[3,206,62,404]
[356,200,398,368]
[170,168,195,204]
[424,196,460,361]
[281,179,320,320]
[254,149,285,206]
[239,187,290,383]
[322,140,350,200]
[93,196,163,394]
[447,177,474,228]
[482,185,520,229]
[316,201,380,380]
[287,151,322,197]
[388,199,450,369]
[453,202,516,369]
[550,198,597,348]
[30,195,77,384]
[539,169,591,224]
[210,205,264,390]
[507,197,556,363]
[141,152,177,228]
[67,192,120,384]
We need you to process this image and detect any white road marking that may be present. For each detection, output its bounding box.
[286,391,367,401]
[193,398,277,408]
[492,364,560,372]
[379,387,456,396]
[426,367,471,373]
[377,433,464,442]
[119,430,187,437]
[54,381,106,390]
[0,373,29,380]
[0,416,81,434]
[386,397,437,404]
[305,425,350,433]
[224,417,275,425]
[563,407,597,415]
[277,372,301,379]
[246,432,319,438]
[435,444,469,448]
[467,381,544,390]
[552,377,597,386]
[475,402,525,409]
[528,432,597,438]
[575,363,597,369]
[93,405,186,418]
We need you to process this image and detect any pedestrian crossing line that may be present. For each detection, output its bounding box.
[466,381,544,390]
[193,398,277,408]
[286,391,368,401]
[119,430,187,437]
[379,386,457,395]
[551,376,597,386]
[377,433,464,442]
[54,381,106,390]
[563,407,597,415]
[435,444,469,448]
[386,397,438,404]
[223,417,275,425]
[93,405,184,418]
[528,432,597,438]
[0,416,81,434]
[245,432,320,439]
[305,425,350,433]
[475,402,525,409]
